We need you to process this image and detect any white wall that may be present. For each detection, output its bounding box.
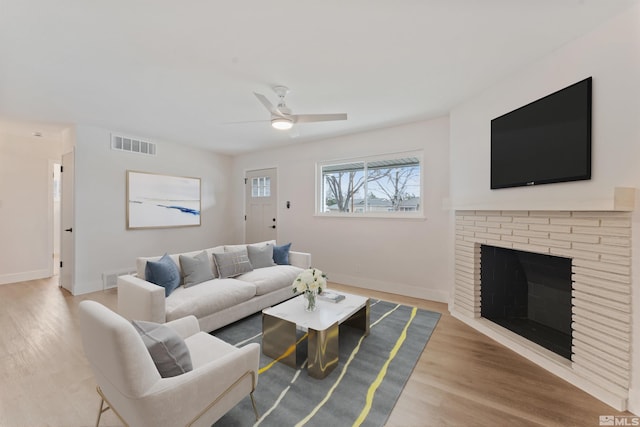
[449,5,640,412]
[0,129,64,284]
[232,118,452,302]
[72,125,235,295]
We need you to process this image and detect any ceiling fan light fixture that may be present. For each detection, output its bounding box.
[271,117,293,130]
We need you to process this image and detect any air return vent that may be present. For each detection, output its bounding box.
[111,134,156,155]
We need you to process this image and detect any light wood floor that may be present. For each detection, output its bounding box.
[0,277,631,427]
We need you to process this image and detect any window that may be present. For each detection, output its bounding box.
[252,176,271,197]
[318,152,422,217]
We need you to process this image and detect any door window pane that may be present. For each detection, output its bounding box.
[251,177,271,198]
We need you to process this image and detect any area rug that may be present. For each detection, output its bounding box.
[211,299,441,427]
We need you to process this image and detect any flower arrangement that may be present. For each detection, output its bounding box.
[292,268,327,312]
[292,268,327,294]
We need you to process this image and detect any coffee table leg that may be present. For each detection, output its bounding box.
[344,298,370,336]
[262,313,297,368]
[308,321,339,379]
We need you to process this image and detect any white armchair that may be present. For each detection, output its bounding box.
[78,300,259,427]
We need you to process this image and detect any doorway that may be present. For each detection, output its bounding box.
[245,168,277,244]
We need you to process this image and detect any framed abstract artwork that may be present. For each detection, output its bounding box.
[126,171,201,229]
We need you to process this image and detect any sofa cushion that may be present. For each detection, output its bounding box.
[247,244,276,269]
[213,250,253,278]
[180,250,214,288]
[145,254,181,296]
[132,320,193,378]
[165,278,257,322]
[235,265,303,296]
[136,246,224,281]
[224,240,276,253]
[273,242,292,265]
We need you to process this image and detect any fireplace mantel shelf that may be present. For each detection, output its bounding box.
[446,187,635,212]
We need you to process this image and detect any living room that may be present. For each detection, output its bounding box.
[2,2,640,426]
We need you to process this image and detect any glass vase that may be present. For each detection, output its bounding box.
[303,289,317,312]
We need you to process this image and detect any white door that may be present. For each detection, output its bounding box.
[60,151,75,293]
[245,168,277,244]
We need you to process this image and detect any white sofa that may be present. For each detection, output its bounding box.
[117,242,311,332]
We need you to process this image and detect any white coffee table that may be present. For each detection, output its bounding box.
[262,291,370,379]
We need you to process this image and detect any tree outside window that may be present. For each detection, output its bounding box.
[320,156,421,215]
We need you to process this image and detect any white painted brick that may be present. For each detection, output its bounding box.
[601,219,632,228]
[571,353,628,387]
[550,217,600,227]
[600,236,631,247]
[528,238,572,249]
[512,243,550,254]
[573,226,631,237]
[488,228,512,236]
[486,216,513,223]
[572,365,628,396]
[573,298,631,324]
[572,315,630,342]
[601,254,631,266]
[572,211,630,218]
[573,275,630,295]
[529,210,571,217]
[455,239,477,249]
[550,247,600,261]
[456,219,476,226]
[573,282,630,304]
[513,216,550,224]
[573,328,630,353]
[475,210,498,216]
[502,210,530,217]
[573,266,630,284]
[463,236,486,244]
[475,232,500,240]
[485,239,512,249]
[456,230,475,238]
[572,242,631,257]
[501,235,529,244]
[513,229,549,239]
[465,226,488,233]
[463,215,487,221]
[572,259,631,276]
[573,342,629,368]
[500,222,530,231]
[529,224,572,233]
[549,232,600,244]
[573,290,631,313]
[573,307,630,334]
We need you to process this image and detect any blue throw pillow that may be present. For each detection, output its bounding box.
[273,243,292,265]
[145,254,180,296]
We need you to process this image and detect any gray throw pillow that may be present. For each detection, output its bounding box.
[179,251,214,288]
[145,253,181,296]
[132,320,193,378]
[247,244,276,269]
[212,249,253,278]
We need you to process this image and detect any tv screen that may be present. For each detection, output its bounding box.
[490,77,592,189]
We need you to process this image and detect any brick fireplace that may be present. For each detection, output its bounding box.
[451,210,632,410]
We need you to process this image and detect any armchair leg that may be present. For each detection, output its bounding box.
[95,397,105,427]
[250,391,260,421]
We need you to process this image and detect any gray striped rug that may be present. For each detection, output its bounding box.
[212,299,440,427]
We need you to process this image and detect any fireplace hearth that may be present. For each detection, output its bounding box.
[480,245,572,359]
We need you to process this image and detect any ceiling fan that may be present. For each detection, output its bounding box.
[253,86,347,130]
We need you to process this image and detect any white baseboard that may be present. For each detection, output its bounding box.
[0,269,51,285]
[627,389,640,416]
[328,272,450,303]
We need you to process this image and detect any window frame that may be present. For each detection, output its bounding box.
[315,150,425,219]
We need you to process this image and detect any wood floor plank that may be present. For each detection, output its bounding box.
[0,278,632,426]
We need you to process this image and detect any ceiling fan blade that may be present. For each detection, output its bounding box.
[293,113,348,123]
[253,92,284,116]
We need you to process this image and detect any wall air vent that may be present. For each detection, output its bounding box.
[111,134,156,156]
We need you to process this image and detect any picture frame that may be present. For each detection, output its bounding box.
[126,170,201,229]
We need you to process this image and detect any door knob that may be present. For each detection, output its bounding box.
[65,228,73,232]
[271,225,276,229]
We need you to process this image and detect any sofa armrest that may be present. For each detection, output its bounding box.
[289,251,311,269]
[117,274,166,323]
[165,315,200,339]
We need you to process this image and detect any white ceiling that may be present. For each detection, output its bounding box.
[0,1,637,154]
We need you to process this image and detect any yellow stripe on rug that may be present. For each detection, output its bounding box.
[352,306,418,427]
[294,304,402,427]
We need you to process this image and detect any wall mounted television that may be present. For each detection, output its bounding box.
[490,77,592,189]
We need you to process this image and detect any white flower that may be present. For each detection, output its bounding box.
[292,268,327,294]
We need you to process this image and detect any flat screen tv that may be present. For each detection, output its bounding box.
[490,77,592,189]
